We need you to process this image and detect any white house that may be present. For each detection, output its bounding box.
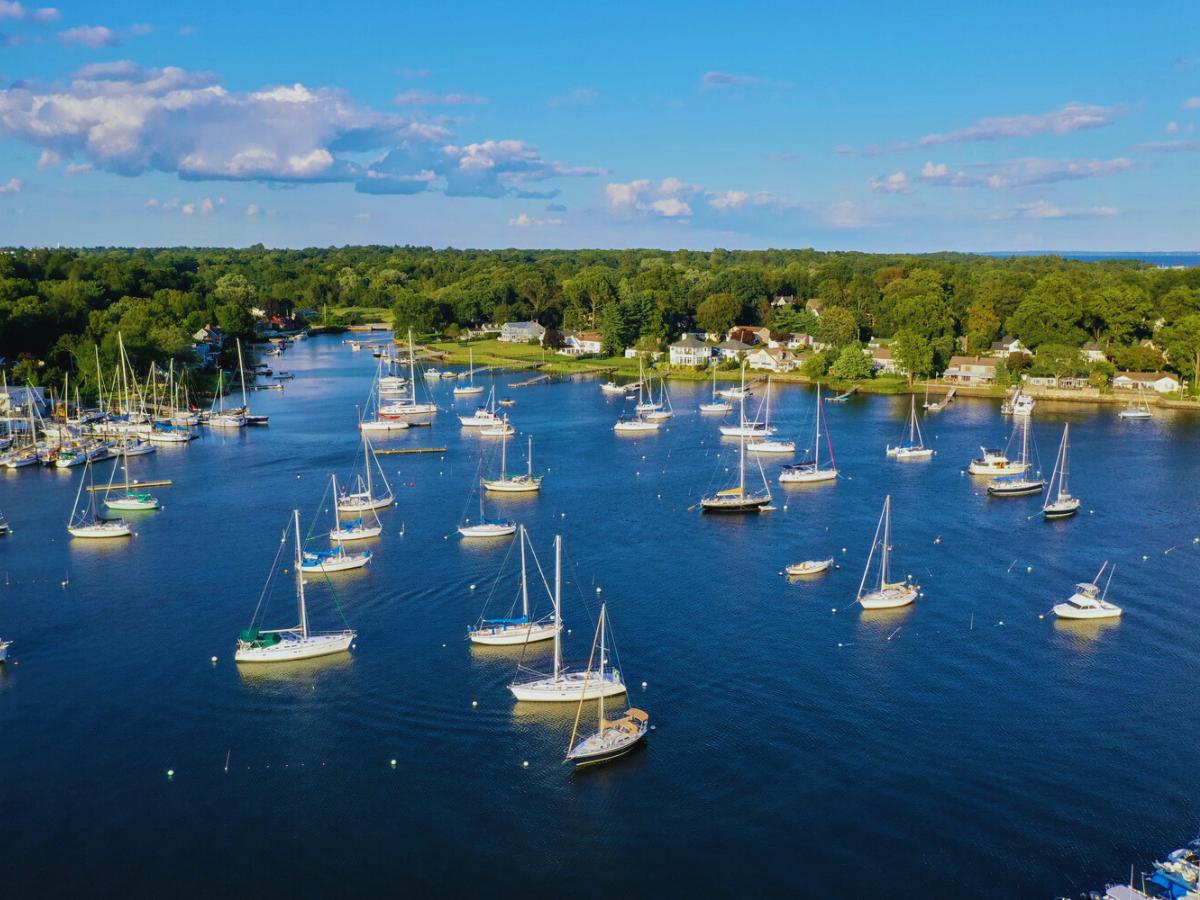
[1112,371,1181,393]
[944,356,998,386]
[747,347,798,373]
[716,339,752,361]
[989,336,1027,358]
[867,346,902,375]
[669,335,713,367]
[560,331,603,356]
[499,321,546,343]
[1081,342,1108,363]
[0,385,47,415]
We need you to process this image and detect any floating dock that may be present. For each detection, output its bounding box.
[374,447,446,455]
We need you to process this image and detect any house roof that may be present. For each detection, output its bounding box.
[871,347,893,359]
[948,356,997,368]
[575,331,603,343]
[670,335,710,349]
[502,320,544,330]
[1115,370,1177,382]
[805,298,822,311]
[718,339,751,351]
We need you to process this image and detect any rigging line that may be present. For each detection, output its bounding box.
[248,514,292,628]
[476,532,520,622]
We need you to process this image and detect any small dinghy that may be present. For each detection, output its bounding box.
[785,558,833,577]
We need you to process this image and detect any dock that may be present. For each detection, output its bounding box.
[87,479,173,492]
[511,374,552,388]
[374,447,446,455]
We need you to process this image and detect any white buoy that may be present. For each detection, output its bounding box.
[1038,614,1045,620]
[831,607,837,614]
[166,769,175,779]
[596,587,602,594]
[841,547,847,553]
[641,681,647,689]
[471,700,478,708]
[522,760,529,768]
[210,656,218,665]
[1026,566,1033,573]
[469,584,476,590]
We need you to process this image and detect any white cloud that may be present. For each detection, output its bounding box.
[0,1,58,22]
[1183,97,1200,110]
[701,71,759,88]
[64,162,92,175]
[37,148,60,169]
[508,211,564,227]
[394,89,487,106]
[548,87,598,107]
[993,200,1118,221]
[918,156,1132,189]
[0,177,21,193]
[244,203,260,217]
[868,171,910,194]
[179,24,197,36]
[824,200,871,229]
[0,62,601,200]
[130,23,153,36]
[606,177,699,217]
[57,24,119,47]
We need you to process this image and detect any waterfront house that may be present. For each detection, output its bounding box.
[716,339,752,361]
[560,331,604,356]
[1081,342,1108,363]
[867,346,902,375]
[669,335,713,367]
[989,336,1027,358]
[728,325,769,346]
[499,321,546,344]
[1112,371,1181,393]
[943,356,998,386]
[747,347,798,373]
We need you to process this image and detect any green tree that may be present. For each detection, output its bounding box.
[814,305,859,348]
[830,344,873,380]
[801,351,831,379]
[695,292,740,337]
[1005,274,1085,348]
[1030,344,1087,380]
[891,330,934,384]
[1160,314,1200,390]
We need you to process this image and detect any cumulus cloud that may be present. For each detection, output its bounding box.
[918,156,1132,189]
[701,71,759,88]
[868,171,910,194]
[394,89,487,106]
[0,177,22,192]
[0,62,600,200]
[606,177,699,217]
[37,148,60,169]
[548,87,598,107]
[993,200,1118,221]
[1184,97,1200,110]
[0,1,59,22]
[509,211,564,227]
[58,24,119,47]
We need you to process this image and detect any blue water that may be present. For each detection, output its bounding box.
[995,251,1200,268]
[3,338,1200,897]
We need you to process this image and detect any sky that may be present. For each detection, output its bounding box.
[0,0,1198,252]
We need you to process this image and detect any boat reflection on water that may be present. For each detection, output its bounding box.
[235,650,354,684]
[1052,615,1121,645]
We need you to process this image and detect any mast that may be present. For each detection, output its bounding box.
[764,377,772,431]
[519,526,529,618]
[813,384,822,468]
[553,534,562,680]
[1060,424,1070,499]
[294,509,308,638]
[880,495,891,590]
[236,340,248,411]
[330,473,340,538]
[527,436,533,478]
[1020,414,1030,467]
[499,427,508,478]
[69,460,87,527]
[738,422,746,494]
[407,330,417,403]
[363,438,373,497]
[598,603,607,726]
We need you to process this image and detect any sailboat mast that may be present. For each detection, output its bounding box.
[814,385,822,468]
[500,428,507,477]
[598,603,607,726]
[880,495,891,589]
[738,424,746,493]
[236,340,248,410]
[527,436,533,478]
[553,535,562,679]
[294,509,308,638]
[519,526,529,618]
[407,330,417,402]
[363,438,373,497]
[1060,424,1070,498]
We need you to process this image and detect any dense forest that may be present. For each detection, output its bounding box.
[4,246,1200,395]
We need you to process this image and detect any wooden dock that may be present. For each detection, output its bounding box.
[511,374,552,388]
[374,447,446,455]
[87,479,173,492]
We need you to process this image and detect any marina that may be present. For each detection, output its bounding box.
[3,333,1200,896]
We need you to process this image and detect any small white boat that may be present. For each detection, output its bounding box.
[459,472,517,539]
[68,459,133,539]
[337,438,395,512]
[459,385,504,428]
[1001,389,1035,417]
[780,385,839,484]
[786,558,833,577]
[746,378,794,453]
[424,368,444,379]
[600,381,626,395]
[0,638,10,663]
[327,474,383,540]
[452,350,486,396]
[1042,423,1081,520]
[509,536,627,702]
[1053,562,1122,620]
[359,417,410,433]
[699,367,733,413]
[855,495,918,609]
[986,415,1043,497]
[103,440,161,512]
[564,604,648,768]
[1118,394,1153,420]
[235,510,356,663]
[481,434,543,492]
[886,397,934,460]
[468,526,558,644]
[300,545,372,573]
[480,416,515,437]
[614,416,660,433]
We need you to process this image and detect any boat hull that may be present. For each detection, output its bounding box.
[359,420,410,432]
[987,480,1044,497]
[509,672,626,703]
[859,586,918,609]
[748,440,795,454]
[68,523,132,539]
[235,630,355,662]
[889,447,934,460]
[568,727,648,767]
[1043,498,1081,519]
[469,621,559,646]
[1052,603,1122,620]
[337,495,394,512]
[699,402,733,413]
[330,526,383,541]
[481,478,542,493]
[458,523,517,538]
[614,421,660,433]
[104,496,161,511]
[300,551,371,573]
[786,559,833,576]
[700,495,771,513]
[779,467,838,484]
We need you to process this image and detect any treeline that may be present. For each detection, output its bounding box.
[3,245,1200,395]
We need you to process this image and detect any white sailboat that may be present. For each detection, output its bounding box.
[986,414,1043,497]
[359,358,411,432]
[302,481,372,572]
[468,526,558,643]
[719,364,771,437]
[1118,393,1152,420]
[700,426,772,513]
[699,365,733,413]
[235,509,357,662]
[459,463,517,538]
[633,359,662,413]
[780,384,839,484]
[1052,562,1122,620]
[1042,423,1081,519]
[480,414,515,437]
[378,330,438,416]
[481,433,543,493]
[67,459,132,539]
[328,474,383,540]
[452,349,486,396]
[854,495,918,609]
[337,438,394,512]
[207,369,246,429]
[509,536,627,702]
[103,439,161,511]
[459,385,504,428]
[564,604,649,767]
[643,377,674,421]
[886,396,934,460]
[747,378,795,454]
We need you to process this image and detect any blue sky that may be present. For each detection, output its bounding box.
[0,0,1198,251]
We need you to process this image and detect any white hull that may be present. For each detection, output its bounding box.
[1053,603,1122,620]
[509,671,626,703]
[69,522,132,539]
[600,383,626,395]
[104,496,161,511]
[458,522,517,538]
[748,439,795,454]
[859,585,918,609]
[967,460,1029,476]
[481,477,542,493]
[149,430,192,444]
[359,419,410,432]
[779,467,838,484]
[719,424,772,437]
[208,415,246,429]
[634,403,663,413]
[480,425,515,436]
[469,621,558,645]
[1118,411,1152,420]
[300,551,371,573]
[235,630,355,662]
[460,415,502,427]
[453,385,485,396]
[889,446,934,460]
[786,558,833,576]
[379,403,438,416]
[644,411,673,422]
[330,525,383,541]
[699,402,733,413]
[717,388,750,399]
[614,420,660,433]
[337,494,394,512]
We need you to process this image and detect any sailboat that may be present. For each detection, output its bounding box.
[1052,561,1122,620]
[700,427,772,512]
[643,377,674,421]
[236,341,269,425]
[481,433,543,493]
[633,360,663,413]
[207,369,246,429]
[459,462,517,538]
[67,459,132,539]
[1118,393,1152,420]
[468,526,558,643]
[480,414,515,437]
[854,495,918,609]
[886,396,934,460]
[509,536,627,702]
[378,330,438,416]
[103,439,161,511]
[235,509,357,662]
[564,603,649,767]
[986,414,1043,497]
[452,349,486,396]
[360,358,412,432]
[719,365,771,436]
[328,474,383,540]
[336,438,394,512]
[1042,424,1081,519]
[780,385,839,484]
[699,365,733,413]
[459,385,504,428]
[747,378,795,453]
